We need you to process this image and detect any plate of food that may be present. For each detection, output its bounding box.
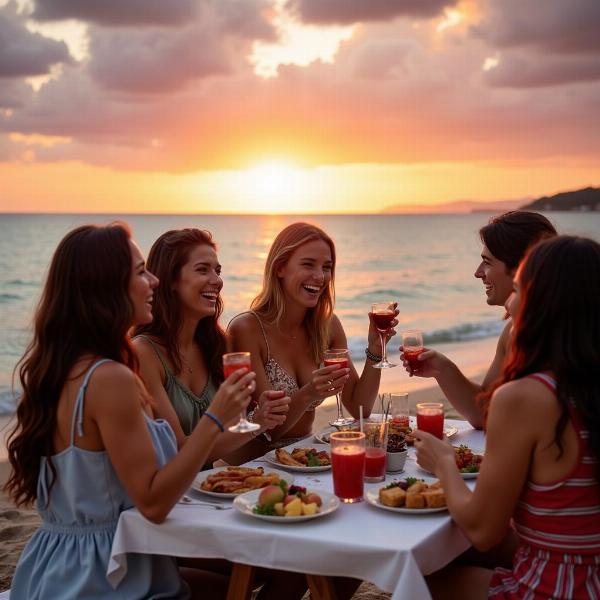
[366,477,448,514]
[192,466,294,498]
[313,424,358,445]
[453,445,483,479]
[234,482,339,523]
[264,447,332,472]
[417,444,483,479]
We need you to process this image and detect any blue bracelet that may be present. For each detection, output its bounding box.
[204,411,224,433]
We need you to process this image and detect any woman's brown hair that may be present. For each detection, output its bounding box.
[485,236,600,480]
[135,228,226,384]
[4,223,137,506]
[251,222,336,365]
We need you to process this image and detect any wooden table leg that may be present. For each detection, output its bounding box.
[306,574,337,600]
[227,563,256,600]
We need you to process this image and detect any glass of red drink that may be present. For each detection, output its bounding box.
[389,392,409,429]
[401,330,424,372]
[222,352,259,433]
[371,302,397,369]
[331,431,366,503]
[416,402,444,439]
[324,348,355,428]
[363,419,388,482]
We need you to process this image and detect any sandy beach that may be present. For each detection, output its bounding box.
[0,337,493,594]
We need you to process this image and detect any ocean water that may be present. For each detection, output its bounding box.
[1,212,599,414]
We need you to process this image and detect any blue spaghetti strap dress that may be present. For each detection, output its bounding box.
[10,359,189,599]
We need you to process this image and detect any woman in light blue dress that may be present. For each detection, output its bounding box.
[4,223,256,599]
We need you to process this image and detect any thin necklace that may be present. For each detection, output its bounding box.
[279,326,301,340]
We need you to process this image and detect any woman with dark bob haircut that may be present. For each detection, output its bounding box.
[415,235,600,599]
[5,223,255,599]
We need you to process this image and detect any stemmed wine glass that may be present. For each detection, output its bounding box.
[324,348,355,428]
[222,352,260,433]
[371,302,397,369]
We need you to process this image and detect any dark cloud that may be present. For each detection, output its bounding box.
[31,0,198,27]
[214,0,276,41]
[286,0,457,25]
[87,26,231,93]
[476,0,600,54]
[0,6,71,77]
[485,53,600,88]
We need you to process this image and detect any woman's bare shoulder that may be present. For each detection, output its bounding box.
[85,362,141,412]
[328,313,345,336]
[491,377,557,418]
[228,311,261,335]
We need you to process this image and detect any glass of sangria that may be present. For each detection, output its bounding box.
[222,352,260,433]
[324,348,355,428]
[371,302,397,369]
[363,418,388,483]
[401,330,424,372]
[331,431,366,503]
[416,402,444,439]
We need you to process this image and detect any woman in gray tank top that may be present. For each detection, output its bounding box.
[133,228,291,463]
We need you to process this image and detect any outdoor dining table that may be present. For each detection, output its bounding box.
[107,419,485,600]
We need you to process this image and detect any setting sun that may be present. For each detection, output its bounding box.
[205,160,323,213]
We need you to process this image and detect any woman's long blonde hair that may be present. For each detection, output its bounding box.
[251,222,336,364]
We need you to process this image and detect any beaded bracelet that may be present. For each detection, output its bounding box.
[365,347,383,362]
[204,411,224,433]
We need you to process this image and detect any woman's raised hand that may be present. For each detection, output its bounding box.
[308,363,350,401]
[252,390,291,430]
[367,304,399,355]
[399,346,449,378]
[413,429,455,477]
[208,368,256,426]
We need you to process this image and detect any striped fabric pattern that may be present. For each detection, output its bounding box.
[489,374,600,599]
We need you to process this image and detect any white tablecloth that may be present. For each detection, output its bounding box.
[108,420,485,600]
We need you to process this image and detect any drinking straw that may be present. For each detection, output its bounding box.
[359,405,364,433]
[380,398,391,443]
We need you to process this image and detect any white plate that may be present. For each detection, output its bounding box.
[365,490,448,514]
[416,465,480,480]
[314,424,460,445]
[234,488,340,523]
[264,449,332,472]
[192,467,294,498]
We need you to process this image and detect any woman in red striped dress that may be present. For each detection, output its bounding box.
[414,235,600,599]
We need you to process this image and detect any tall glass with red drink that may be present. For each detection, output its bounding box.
[416,402,444,439]
[222,352,259,433]
[331,431,366,503]
[363,419,388,482]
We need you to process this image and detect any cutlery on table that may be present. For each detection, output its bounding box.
[178,496,232,510]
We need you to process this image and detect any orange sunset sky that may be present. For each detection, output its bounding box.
[1,0,599,214]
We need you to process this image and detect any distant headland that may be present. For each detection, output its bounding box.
[520,187,600,212]
[382,186,600,214]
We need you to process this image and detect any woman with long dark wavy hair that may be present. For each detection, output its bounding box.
[133,228,290,457]
[415,235,600,599]
[4,223,255,599]
[226,222,397,464]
